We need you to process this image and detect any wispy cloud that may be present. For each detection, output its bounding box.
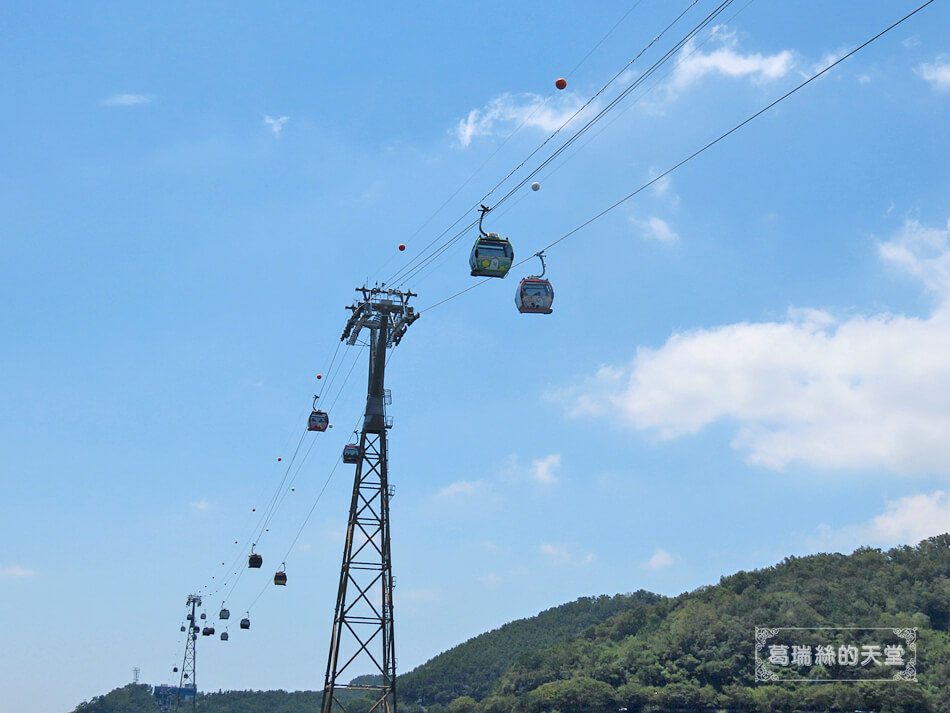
[917,56,950,91]
[670,26,794,93]
[552,217,950,474]
[636,216,680,243]
[644,549,674,569]
[530,454,561,485]
[811,491,950,551]
[439,479,488,497]
[495,453,563,486]
[540,543,571,564]
[102,93,152,107]
[0,565,37,578]
[191,500,209,511]
[539,543,595,566]
[264,115,289,136]
[455,92,587,148]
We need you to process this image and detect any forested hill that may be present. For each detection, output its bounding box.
[398,590,663,703]
[72,536,950,713]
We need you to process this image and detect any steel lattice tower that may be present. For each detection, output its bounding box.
[176,594,201,713]
[322,287,419,713]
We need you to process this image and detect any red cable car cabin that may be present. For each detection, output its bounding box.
[515,277,554,314]
[342,444,360,464]
[308,410,329,432]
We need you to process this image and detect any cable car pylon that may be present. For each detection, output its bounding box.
[175,594,201,713]
[322,286,419,713]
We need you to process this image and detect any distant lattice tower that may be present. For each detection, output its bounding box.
[176,594,201,713]
[133,667,140,684]
[322,287,419,713]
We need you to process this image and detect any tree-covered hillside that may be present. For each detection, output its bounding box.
[71,536,950,713]
[399,590,662,704]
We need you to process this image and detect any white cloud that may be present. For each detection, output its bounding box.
[531,454,561,484]
[553,218,950,474]
[191,500,209,510]
[539,543,594,566]
[812,491,950,550]
[439,479,488,497]
[102,93,151,106]
[637,216,680,243]
[644,549,673,569]
[917,56,950,91]
[0,566,37,578]
[671,26,794,92]
[455,92,587,148]
[902,36,921,49]
[264,115,289,135]
[810,49,848,76]
[540,543,571,564]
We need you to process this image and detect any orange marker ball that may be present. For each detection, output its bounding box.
[555,78,567,90]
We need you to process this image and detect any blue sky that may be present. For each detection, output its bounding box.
[2,1,950,711]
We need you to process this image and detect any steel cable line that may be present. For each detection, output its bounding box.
[202,340,354,596]
[221,342,367,592]
[390,0,732,289]
[384,0,706,289]
[377,0,646,283]
[377,0,647,286]
[420,0,936,313]
[241,347,398,614]
[487,0,762,216]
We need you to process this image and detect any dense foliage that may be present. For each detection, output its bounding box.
[73,684,161,713]
[399,591,662,704]
[72,536,950,713]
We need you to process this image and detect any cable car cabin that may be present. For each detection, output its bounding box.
[470,233,514,278]
[219,608,230,620]
[248,552,263,568]
[186,614,194,622]
[308,409,330,432]
[220,632,229,641]
[173,667,178,673]
[515,278,554,314]
[200,612,206,620]
[201,627,212,636]
[274,571,287,586]
[240,617,250,630]
[342,444,360,464]
[180,625,186,632]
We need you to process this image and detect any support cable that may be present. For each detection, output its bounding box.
[420,0,936,312]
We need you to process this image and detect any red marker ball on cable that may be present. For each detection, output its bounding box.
[277,457,282,462]
[398,243,406,251]
[555,78,567,90]
[316,374,322,380]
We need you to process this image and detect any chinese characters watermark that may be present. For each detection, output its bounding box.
[754,627,917,682]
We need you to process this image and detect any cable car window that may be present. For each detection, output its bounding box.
[477,243,511,258]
